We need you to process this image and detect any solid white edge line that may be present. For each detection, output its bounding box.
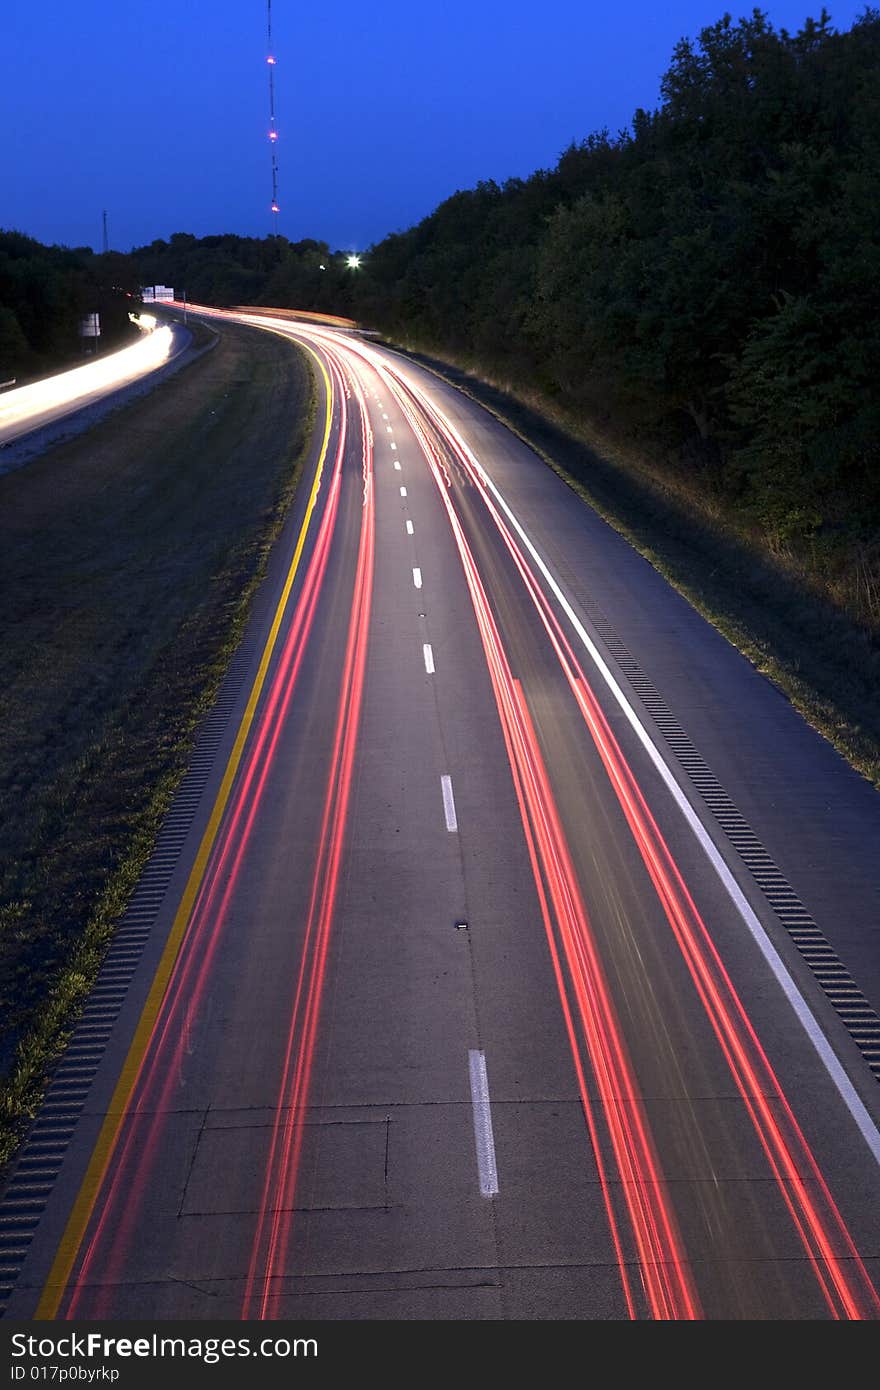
[458,438,880,1165]
[406,519,414,535]
[441,774,458,831]
[468,1050,499,1196]
[423,643,435,674]
[246,320,880,1162]
[413,567,422,589]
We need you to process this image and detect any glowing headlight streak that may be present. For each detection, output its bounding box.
[0,325,174,443]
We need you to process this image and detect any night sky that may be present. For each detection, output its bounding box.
[3,1,866,254]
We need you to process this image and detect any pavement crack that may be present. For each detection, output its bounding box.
[176,1107,209,1219]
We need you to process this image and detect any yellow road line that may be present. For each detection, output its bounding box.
[36,342,333,1319]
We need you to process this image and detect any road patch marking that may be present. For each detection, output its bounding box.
[468,1050,499,1196]
[441,774,457,831]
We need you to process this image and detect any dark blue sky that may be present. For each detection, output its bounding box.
[3,1,866,254]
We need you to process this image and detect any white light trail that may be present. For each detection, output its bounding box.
[0,326,175,442]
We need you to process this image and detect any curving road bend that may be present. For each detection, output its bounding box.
[6,314,880,1320]
[0,319,184,450]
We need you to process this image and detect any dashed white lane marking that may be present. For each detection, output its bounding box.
[386,425,393,433]
[440,774,457,831]
[412,567,422,589]
[406,519,414,534]
[391,442,398,451]
[382,412,388,419]
[394,460,401,470]
[468,1051,499,1197]
[423,643,435,674]
[400,486,407,497]
[468,450,880,1167]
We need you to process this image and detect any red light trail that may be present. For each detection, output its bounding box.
[40,314,880,1320]
[286,323,879,1319]
[243,354,375,1318]
[372,349,880,1320]
[390,376,699,1318]
[62,349,353,1317]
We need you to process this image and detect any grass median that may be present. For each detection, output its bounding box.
[0,317,314,1165]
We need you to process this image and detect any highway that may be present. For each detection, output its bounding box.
[4,313,880,1320]
[0,316,182,451]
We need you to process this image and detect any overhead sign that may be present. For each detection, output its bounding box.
[141,285,174,303]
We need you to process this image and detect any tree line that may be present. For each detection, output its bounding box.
[353,8,880,613]
[129,233,357,316]
[4,10,877,615]
[0,234,142,382]
[0,233,356,382]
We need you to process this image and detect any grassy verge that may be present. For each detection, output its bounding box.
[390,339,880,788]
[0,319,314,1165]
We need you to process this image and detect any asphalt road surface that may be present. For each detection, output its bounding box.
[5,315,880,1320]
[0,320,189,465]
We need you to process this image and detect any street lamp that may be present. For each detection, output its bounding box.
[346,254,361,269]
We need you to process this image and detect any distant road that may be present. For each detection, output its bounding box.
[0,318,186,450]
[5,311,880,1320]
